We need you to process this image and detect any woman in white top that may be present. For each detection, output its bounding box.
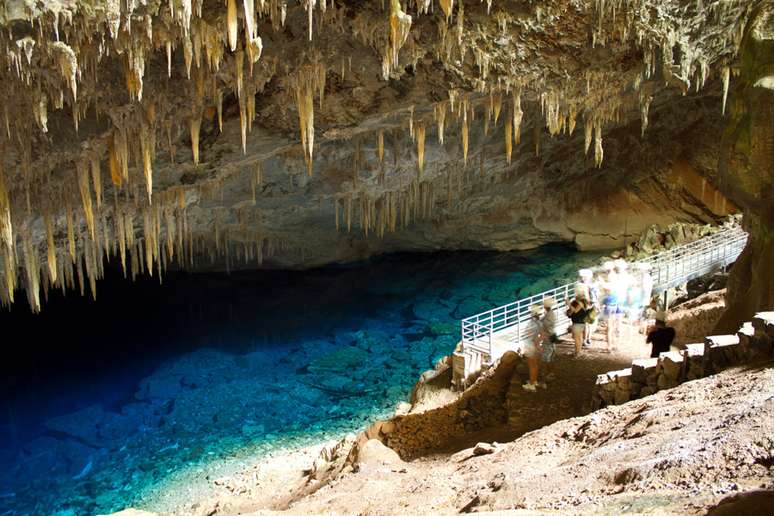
[522,304,544,391]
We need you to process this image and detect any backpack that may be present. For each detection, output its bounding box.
[584,306,598,324]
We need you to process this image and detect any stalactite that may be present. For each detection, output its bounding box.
[435,102,447,145]
[22,229,41,312]
[108,134,122,187]
[51,42,78,101]
[439,0,454,23]
[594,123,603,168]
[462,106,469,166]
[721,66,730,116]
[386,0,412,78]
[140,124,154,202]
[190,110,202,165]
[0,161,12,261]
[77,161,95,238]
[244,0,256,40]
[505,113,513,165]
[89,155,103,209]
[227,0,239,51]
[216,90,224,133]
[293,62,325,174]
[512,90,523,145]
[416,124,426,176]
[2,246,14,305]
[45,213,57,284]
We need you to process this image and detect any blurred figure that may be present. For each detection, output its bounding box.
[578,268,599,347]
[631,262,654,338]
[522,304,544,391]
[614,259,633,345]
[639,262,654,316]
[646,311,676,358]
[566,286,588,357]
[601,260,621,352]
[541,296,558,383]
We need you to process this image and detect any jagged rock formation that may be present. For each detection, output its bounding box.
[0,0,764,311]
[714,10,774,332]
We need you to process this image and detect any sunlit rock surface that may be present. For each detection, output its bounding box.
[0,0,755,311]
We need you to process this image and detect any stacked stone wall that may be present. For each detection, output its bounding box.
[384,352,519,459]
[593,312,774,409]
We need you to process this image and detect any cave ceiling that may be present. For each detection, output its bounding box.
[0,0,761,310]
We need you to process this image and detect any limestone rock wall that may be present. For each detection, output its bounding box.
[714,9,774,332]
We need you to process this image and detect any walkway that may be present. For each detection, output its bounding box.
[454,224,747,384]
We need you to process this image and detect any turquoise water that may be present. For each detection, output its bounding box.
[0,245,602,514]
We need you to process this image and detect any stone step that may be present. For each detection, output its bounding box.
[656,351,685,389]
[683,343,706,380]
[704,334,743,370]
[752,311,774,340]
[631,358,658,385]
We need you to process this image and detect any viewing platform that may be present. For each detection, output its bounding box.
[453,224,749,387]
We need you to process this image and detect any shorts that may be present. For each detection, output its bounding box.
[523,342,541,359]
[541,340,556,363]
[571,323,585,338]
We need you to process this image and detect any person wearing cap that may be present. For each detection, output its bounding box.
[540,296,558,382]
[646,311,676,358]
[522,304,544,391]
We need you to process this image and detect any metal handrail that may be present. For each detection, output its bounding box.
[460,224,748,356]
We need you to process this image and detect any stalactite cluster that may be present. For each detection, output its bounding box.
[0,0,754,310]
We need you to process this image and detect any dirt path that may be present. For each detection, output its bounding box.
[431,322,648,455]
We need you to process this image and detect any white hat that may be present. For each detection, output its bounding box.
[543,296,556,308]
[655,310,667,322]
[530,304,543,317]
[614,258,628,270]
[579,268,593,278]
[603,260,616,270]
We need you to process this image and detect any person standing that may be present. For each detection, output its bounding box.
[578,269,599,347]
[601,261,620,352]
[540,296,558,382]
[646,311,676,358]
[613,259,633,346]
[566,287,588,357]
[522,304,544,391]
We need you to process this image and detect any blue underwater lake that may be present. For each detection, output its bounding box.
[0,245,602,514]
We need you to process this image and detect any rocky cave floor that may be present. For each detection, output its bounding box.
[281,360,774,516]
[170,362,774,516]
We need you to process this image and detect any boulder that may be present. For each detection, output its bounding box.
[473,442,496,456]
[357,439,403,466]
